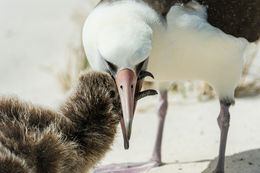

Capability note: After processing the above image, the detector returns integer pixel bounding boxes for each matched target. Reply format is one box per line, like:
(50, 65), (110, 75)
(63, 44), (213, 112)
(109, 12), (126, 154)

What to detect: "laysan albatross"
(82, 0), (260, 173)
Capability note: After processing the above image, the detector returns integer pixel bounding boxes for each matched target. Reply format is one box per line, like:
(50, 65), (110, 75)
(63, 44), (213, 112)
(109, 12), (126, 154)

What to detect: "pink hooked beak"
(116, 69), (140, 149)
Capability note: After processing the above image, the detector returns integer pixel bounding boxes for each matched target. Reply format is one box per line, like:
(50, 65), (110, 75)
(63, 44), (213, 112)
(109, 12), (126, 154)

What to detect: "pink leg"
(213, 100), (232, 173)
(151, 90), (168, 164)
(93, 90), (168, 173)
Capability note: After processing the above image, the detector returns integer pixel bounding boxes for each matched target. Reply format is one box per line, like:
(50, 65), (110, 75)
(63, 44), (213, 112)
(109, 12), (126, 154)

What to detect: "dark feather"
(142, 0), (260, 42)
(100, 0), (260, 41)
(196, 0), (260, 42)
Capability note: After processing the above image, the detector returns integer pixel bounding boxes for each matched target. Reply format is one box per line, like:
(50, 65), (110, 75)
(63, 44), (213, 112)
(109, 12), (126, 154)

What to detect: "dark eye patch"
(135, 60), (145, 75)
(105, 60), (118, 72)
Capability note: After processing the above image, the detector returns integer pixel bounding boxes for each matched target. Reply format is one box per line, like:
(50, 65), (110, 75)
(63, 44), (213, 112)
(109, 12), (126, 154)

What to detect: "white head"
(98, 22), (153, 73)
(97, 22), (154, 149)
(82, 1), (161, 148)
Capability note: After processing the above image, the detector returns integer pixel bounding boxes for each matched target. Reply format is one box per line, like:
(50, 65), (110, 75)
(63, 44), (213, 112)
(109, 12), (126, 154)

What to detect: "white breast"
(148, 3), (257, 99)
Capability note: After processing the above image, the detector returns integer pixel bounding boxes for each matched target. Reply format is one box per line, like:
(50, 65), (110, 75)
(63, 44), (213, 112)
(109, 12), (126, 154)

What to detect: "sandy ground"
(1, 1), (260, 173)
(98, 95), (260, 173)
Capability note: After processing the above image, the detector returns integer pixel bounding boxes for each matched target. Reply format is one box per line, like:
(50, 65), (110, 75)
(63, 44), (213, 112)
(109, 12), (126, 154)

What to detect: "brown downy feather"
(0, 71), (121, 173)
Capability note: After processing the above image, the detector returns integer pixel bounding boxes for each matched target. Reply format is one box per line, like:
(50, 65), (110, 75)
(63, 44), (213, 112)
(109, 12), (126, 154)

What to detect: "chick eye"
(109, 90), (115, 98)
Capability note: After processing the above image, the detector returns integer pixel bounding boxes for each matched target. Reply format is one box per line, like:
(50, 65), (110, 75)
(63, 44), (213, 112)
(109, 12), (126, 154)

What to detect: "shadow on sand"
(202, 149), (260, 173)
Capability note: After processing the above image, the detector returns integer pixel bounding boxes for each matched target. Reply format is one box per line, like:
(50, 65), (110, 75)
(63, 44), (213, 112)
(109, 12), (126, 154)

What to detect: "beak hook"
(116, 69), (157, 149)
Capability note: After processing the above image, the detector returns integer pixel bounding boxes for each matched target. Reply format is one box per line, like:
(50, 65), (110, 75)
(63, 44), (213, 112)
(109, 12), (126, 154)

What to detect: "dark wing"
(144, 0), (260, 42)
(99, 0), (183, 17)
(197, 0), (260, 42)
(99, 0), (260, 42)
(141, 0), (180, 17)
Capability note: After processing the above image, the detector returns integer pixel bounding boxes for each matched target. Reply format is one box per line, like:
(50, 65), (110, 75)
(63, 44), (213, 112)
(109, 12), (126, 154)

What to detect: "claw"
(138, 71), (154, 81)
(135, 89), (158, 101)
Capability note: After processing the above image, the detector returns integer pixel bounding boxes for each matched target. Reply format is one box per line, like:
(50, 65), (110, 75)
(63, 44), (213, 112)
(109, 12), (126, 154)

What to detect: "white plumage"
(82, 1), (259, 172)
(149, 2), (257, 100)
(82, 1), (162, 73)
(83, 1), (257, 100)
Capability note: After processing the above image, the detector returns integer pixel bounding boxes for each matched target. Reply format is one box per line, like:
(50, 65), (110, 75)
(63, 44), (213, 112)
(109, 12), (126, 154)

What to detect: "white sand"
(0, 1), (260, 173)
(97, 95), (260, 173)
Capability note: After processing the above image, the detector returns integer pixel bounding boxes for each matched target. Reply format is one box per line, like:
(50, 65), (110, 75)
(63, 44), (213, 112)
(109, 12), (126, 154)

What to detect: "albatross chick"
(0, 71), (157, 173)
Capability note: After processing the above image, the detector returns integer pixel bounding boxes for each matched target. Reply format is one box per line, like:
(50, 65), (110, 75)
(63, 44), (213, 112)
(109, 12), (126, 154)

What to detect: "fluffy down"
(0, 71), (121, 173)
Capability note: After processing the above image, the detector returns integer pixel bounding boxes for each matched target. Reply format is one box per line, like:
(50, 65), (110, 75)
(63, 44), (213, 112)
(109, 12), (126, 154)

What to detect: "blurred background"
(1, 0), (260, 173)
(0, 0), (96, 105)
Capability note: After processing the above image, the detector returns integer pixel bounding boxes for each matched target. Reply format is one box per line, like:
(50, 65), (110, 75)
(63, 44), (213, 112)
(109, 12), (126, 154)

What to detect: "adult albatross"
(82, 0), (260, 172)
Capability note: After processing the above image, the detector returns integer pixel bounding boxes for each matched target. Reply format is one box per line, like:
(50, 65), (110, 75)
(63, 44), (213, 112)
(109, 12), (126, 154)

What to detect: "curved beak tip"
(124, 140), (129, 150)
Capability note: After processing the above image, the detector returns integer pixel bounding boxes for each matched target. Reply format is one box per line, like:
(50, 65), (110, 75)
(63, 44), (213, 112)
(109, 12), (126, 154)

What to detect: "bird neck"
(58, 86), (120, 166)
(60, 88), (119, 133)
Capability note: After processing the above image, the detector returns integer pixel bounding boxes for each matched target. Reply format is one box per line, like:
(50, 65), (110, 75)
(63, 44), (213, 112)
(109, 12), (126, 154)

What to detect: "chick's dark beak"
(116, 69), (137, 149)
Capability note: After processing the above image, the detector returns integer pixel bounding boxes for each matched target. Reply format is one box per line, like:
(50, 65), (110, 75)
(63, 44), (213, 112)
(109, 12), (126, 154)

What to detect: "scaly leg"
(151, 90), (168, 164)
(213, 100), (232, 173)
(93, 90), (168, 173)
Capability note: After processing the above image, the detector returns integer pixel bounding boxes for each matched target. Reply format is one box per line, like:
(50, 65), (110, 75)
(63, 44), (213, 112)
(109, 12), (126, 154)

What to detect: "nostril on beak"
(120, 85), (123, 89)
(131, 85), (133, 89)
